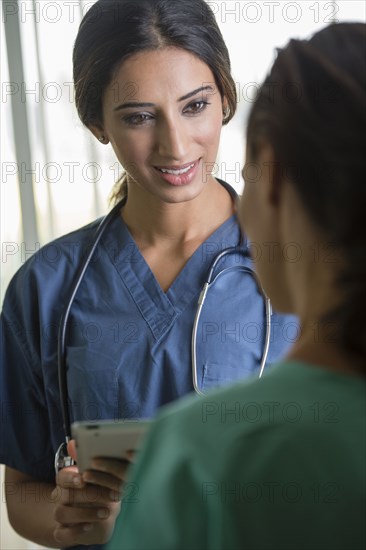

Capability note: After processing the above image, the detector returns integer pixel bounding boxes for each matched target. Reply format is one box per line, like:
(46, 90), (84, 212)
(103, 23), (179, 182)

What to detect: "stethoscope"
(55, 188), (272, 472)
(191, 247), (272, 395)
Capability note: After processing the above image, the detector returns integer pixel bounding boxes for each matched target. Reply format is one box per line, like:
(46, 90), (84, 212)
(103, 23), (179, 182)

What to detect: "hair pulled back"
(247, 23), (366, 365)
(73, 0), (237, 201)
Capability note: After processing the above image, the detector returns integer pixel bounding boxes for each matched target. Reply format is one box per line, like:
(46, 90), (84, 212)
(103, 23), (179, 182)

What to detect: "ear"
(222, 96), (230, 121)
(88, 124), (110, 145)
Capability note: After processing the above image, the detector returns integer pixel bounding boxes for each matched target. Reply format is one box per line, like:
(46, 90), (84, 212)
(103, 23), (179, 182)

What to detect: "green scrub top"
(108, 361), (366, 550)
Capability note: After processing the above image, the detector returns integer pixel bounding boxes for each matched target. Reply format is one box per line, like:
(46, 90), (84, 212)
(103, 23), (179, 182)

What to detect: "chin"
(153, 180), (205, 204)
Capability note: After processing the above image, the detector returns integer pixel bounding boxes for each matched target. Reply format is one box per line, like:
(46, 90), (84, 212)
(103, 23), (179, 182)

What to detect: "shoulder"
(116, 364), (366, 548)
(2, 219), (102, 324)
(147, 361), (366, 475)
(7, 219), (100, 284)
(27, 219), (101, 273)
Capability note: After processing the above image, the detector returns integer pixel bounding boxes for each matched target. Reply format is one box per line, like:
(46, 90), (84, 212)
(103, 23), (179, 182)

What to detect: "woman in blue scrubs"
(0, 0), (295, 547)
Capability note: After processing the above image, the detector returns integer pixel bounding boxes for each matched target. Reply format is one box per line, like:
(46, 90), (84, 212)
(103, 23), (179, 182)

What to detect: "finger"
(57, 466), (85, 489)
(53, 522), (115, 547)
(67, 439), (78, 462)
(89, 457), (130, 481)
(54, 502), (114, 525)
(59, 484), (118, 505)
(82, 469), (125, 493)
(51, 487), (60, 501)
(53, 503), (120, 546)
(54, 522), (95, 546)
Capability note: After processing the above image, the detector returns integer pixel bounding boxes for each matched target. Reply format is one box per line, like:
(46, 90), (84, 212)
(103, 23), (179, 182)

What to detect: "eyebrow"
(179, 85), (215, 101)
(113, 85), (215, 111)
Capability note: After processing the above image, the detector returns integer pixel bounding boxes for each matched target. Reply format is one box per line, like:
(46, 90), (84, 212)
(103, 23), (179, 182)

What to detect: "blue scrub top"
(0, 182), (297, 486)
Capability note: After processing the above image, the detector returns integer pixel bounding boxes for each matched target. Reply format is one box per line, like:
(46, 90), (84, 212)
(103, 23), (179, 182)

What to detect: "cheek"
(206, 113), (223, 145)
(241, 182), (271, 286)
(110, 131), (153, 171)
(242, 190), (288, 309)
(194, 105), (223, 150)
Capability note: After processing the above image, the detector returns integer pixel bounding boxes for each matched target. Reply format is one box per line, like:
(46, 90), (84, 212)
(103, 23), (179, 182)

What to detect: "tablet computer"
(71, 419), (152, 473)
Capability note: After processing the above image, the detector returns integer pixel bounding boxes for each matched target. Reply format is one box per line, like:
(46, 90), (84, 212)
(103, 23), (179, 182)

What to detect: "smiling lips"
(154, 159), (200, 186)
(155, 160), (197, 175)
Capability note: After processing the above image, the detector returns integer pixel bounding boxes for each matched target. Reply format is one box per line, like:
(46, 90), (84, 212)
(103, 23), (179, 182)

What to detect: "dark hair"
(73, 0), (237, 202)
(247, 23), (366, 366)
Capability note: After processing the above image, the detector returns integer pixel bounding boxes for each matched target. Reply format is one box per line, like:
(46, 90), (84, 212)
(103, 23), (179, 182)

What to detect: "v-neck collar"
(102, 184), (242, 341)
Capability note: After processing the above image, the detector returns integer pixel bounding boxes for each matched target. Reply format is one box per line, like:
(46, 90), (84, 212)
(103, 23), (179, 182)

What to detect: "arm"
(5, 466), (61, 547)
(5, 457), (126, 547)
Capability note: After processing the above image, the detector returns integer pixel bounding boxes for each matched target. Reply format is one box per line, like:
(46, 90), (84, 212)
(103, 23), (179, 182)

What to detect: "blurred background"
(1, 1), (365, 548)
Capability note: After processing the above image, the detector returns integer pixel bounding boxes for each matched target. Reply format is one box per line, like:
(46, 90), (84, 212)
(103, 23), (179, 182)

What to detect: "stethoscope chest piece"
(55, 440), (75, 473)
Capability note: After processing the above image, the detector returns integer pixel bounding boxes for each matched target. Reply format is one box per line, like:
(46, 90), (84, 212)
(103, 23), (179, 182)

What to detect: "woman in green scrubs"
(108, 22), (366, 550)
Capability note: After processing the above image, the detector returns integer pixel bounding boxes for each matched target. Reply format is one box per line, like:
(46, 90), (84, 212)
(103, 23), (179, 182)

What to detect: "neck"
(286, 310), (363, 377)
(283, 243), (360, 375)
(121, 177), (235, 246)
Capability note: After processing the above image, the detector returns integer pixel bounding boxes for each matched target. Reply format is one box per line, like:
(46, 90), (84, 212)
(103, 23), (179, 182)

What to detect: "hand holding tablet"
(71, 420), (152, 473)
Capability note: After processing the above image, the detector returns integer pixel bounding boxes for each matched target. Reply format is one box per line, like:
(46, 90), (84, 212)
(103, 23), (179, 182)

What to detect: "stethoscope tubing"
(57, 199), (126, 441)
(55, 193), (271, 471)
(191, 251), (272, 395)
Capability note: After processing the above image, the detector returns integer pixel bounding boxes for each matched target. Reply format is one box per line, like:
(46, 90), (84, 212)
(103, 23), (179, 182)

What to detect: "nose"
(155, 114), (189, 160)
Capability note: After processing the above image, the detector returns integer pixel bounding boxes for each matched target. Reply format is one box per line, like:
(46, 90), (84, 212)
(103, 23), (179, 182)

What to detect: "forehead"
(106, 47), (218, 103)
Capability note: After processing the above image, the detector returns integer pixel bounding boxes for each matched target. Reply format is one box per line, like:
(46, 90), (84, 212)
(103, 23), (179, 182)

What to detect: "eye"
(123, 113), (154, 126)
(184, 100), (210, 115)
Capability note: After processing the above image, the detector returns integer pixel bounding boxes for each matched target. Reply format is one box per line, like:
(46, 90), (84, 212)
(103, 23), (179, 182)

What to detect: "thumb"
(67, 439), (78, 461)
